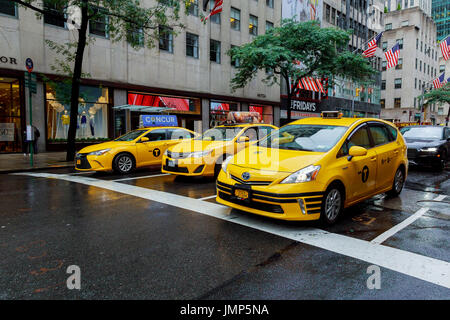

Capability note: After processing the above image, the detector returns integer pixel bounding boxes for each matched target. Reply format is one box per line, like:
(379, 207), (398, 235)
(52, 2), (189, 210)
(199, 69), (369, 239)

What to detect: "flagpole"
(352, 33), (379, 54)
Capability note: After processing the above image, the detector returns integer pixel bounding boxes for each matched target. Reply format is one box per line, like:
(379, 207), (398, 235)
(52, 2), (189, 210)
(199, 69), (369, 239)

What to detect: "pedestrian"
(22, 129), (29, 156)
(32, 125), (40, 154)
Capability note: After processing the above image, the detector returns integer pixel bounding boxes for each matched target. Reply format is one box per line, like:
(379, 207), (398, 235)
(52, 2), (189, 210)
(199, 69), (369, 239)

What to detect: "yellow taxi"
(75, 127), (197, 174)
(216, 112), (408, 225)
(161, 123), (278, 177)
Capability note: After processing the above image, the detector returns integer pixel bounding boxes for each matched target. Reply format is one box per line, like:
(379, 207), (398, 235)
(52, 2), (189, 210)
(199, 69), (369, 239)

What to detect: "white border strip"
(14, 172), (450, 289)
(198, 195), (217, 201)
(112, 173), (171, 182)
(371, 207), (429, 245)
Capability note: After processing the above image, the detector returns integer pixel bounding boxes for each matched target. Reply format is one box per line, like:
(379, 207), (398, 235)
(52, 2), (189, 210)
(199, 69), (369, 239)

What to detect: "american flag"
(433, 72), (447, 89)
(440, 36), (450, 61)
(385, 43), (400, 69)
(363, 32), (383, 58)
(293, 77), (325, 93)
(201, 0), (223, 22)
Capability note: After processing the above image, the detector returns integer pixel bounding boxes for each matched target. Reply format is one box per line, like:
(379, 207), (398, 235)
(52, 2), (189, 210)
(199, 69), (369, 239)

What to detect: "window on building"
(159, 26), (173, 53)
(385, 23), (392, 31)
(127, 27), (144, 48)
(380, 99), (385, 109)
(382, 61), (387, 71)
(89, 7), (109, 38)
(266, 0), (274, 9)
(210, 39), (221, 63)
(440, 65), (445, 72)
(186, 33), (199, 58)
(0, 0), (17, 17)
(415, 58), (417, 69)
(209, 0), (221, 24)
(397, 38), (403, 49)
(415, 78), (417, 89)
(230, 7), (241, 31)
(230, 45), (240, 67)
(394, 78), (402, 89)
(420, 60), (422, 71)
(249, 15), (258, 36)
(420, 40), (423, 52)
(416, 38), (419, 50)
(396, 58), (403, 70)
(43, 0), (65, 27)
(394, 98), (401, 108)
(381, 80), (386, 90)
(266, 21), (274, 32)
(188, 0), (199, 16)
(382, 41), (388, 51)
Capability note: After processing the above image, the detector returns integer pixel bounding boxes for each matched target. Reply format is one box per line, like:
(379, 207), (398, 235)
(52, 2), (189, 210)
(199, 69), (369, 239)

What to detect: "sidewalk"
(0, 152), (74, 174)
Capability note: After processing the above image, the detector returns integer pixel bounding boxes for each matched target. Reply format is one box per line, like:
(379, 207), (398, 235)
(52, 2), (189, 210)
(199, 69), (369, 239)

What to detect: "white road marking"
(112, 173), (171, 182)
(198, 195), (217, 201)
(14, 172), (450, 289)
(434, 195), (447, 202)
(371, 207), (430, 245)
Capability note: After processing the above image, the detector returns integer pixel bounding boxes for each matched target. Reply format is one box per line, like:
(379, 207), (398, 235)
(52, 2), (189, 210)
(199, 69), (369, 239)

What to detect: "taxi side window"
(167, 129), (193, 140)
(241, 127), (258, 141)
(257, 126), (274, 140)
(144, 129), (167, 141)
(386, 124), (398, 141)
(368, 125), (391, 146)
(337, 126), (371, 157)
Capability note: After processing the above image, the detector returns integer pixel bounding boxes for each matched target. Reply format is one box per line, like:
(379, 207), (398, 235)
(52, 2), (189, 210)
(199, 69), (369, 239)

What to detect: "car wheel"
(113, 153), (135, 174)
(387, 167), (405, 197)
(436, 150), (447, 171)
(320, 185), (344, 225)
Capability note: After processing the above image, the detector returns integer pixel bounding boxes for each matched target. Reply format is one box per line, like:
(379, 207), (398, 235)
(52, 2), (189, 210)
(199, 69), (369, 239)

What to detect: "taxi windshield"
(196, 127), (242, 141)
(259, 124), (348, 152)
(115, 130), (146, 141)
(400, 127), (443, 139)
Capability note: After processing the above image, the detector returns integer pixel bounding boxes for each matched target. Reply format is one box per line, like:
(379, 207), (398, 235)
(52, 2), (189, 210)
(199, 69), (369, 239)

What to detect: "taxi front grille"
(166, 151), (189, 159)
(230, 174), (272, 186)
(217, 191), (284, 214)
(75, 153), (91, 169)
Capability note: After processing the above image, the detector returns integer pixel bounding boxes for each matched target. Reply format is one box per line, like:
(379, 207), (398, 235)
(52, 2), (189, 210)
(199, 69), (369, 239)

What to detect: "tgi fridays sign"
(0, 123), (15, 141)
(280, 97), (324, 119)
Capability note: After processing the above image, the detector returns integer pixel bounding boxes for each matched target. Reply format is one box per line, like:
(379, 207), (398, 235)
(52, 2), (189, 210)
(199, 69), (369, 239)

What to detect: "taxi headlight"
(187, 150), (212, 158)
(280, 165), (321, 184)
(87, 148), (111, 156)
(221, 155), (234, 173)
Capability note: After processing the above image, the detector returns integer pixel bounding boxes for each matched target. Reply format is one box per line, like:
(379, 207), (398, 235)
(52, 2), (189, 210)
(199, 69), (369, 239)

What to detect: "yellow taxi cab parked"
(161, 123), (278, 177)
(75, 127), (197, 174)
(216, 112), (408, 225)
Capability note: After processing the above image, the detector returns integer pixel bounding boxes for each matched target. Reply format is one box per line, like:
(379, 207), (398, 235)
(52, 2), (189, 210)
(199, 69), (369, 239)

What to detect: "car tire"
(320, 185), (344, 226)
(113, 153), (136, 174)
(387, 167), (405, 197)
(435, 150), (447, 171)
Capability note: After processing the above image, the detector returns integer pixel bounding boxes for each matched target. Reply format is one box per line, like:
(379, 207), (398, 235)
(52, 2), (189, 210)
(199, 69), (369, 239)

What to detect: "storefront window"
(0, 77), (22, 153)
(249, 105), (273, 124)
(46, 84), (109, 143)
(210, 101), (239, 127)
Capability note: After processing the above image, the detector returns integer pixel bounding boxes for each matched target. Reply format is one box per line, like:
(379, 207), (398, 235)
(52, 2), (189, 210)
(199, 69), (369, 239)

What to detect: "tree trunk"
(285, 76), (292, 124)
(66, 1), (88, 161)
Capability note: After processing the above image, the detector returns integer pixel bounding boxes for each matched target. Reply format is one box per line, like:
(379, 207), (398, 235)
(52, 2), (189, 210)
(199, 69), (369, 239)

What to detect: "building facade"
(385, 0), (432, 16)
(432, 0), (449, 41)
(0, 0), (282, 154)
(380, 6), (440, 123)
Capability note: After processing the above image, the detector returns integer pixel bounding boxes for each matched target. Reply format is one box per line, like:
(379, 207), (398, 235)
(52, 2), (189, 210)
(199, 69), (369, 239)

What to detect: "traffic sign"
(25, 58), (34, 73)
(24, 72), (37, 94)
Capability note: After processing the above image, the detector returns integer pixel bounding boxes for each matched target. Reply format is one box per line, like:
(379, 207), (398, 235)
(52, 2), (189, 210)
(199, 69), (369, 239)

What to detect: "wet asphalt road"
(0, 165), (449, 300)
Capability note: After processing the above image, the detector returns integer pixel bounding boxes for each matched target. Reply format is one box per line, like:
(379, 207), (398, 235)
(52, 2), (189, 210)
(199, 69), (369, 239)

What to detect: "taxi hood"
(229, 146), (326, 173)
(169, 139), (232, 153)
(78, 141), (134, 154)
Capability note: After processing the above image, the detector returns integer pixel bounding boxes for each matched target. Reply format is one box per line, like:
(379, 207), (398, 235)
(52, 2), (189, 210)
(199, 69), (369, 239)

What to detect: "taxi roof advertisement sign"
(140, 115), (178, 127)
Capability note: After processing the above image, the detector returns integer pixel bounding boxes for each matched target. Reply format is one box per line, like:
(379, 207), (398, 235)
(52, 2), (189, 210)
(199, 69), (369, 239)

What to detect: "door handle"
(370, 157), (377, 162)
(394, 150), (399, 155)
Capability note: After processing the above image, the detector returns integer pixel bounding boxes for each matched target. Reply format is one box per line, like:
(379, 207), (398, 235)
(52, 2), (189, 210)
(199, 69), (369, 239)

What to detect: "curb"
(0, 163), (74, 174)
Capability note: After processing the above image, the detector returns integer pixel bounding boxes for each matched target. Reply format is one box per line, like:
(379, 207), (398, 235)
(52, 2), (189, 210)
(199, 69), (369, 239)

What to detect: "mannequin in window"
(89, 114), (95, 137)
(79, 110), (88, 137)
(61, 110), (70, 139)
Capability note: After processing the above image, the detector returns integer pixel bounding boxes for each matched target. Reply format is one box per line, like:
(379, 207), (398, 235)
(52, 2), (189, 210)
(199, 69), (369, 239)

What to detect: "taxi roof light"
(321, 111), (343, 119)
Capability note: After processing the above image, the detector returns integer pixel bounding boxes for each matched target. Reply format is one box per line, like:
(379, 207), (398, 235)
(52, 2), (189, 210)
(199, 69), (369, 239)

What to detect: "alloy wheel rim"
(394, 170), (404, 192)
(118, 156), (132, 172)
(325, 189), (341, 221)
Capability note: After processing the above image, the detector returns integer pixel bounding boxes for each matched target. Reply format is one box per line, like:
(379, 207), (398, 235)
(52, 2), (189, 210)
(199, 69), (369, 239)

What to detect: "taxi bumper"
(75, 153), (111, 172)
(215, 174), (326, 221)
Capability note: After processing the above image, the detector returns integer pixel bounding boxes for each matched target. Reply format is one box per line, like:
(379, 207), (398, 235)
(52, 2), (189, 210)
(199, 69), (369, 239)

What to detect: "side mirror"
(238, 136), (250, 143)
(347, 146), (368, 161)
(140, 137), (149, 143)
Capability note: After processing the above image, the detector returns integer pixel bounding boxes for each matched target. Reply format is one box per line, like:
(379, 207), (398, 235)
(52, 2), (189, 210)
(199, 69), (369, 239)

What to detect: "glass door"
(0, 77), (22, 153)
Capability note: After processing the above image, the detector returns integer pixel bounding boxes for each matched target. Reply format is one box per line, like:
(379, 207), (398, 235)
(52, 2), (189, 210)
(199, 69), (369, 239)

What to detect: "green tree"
(12, 0), (189, 161)
(421, 83), (450, 125)
(228, 19), (376, 122)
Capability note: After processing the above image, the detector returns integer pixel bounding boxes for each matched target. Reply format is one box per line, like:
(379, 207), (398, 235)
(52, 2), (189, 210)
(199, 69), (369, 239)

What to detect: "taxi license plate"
(76, 160), (81, 165)
(234, 189), (249, 200)
(167, 160), (176, 167)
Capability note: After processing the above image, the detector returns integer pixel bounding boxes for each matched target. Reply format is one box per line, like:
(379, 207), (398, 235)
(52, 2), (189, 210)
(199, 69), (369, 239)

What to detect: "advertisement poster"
(282, 0), (323, 23)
